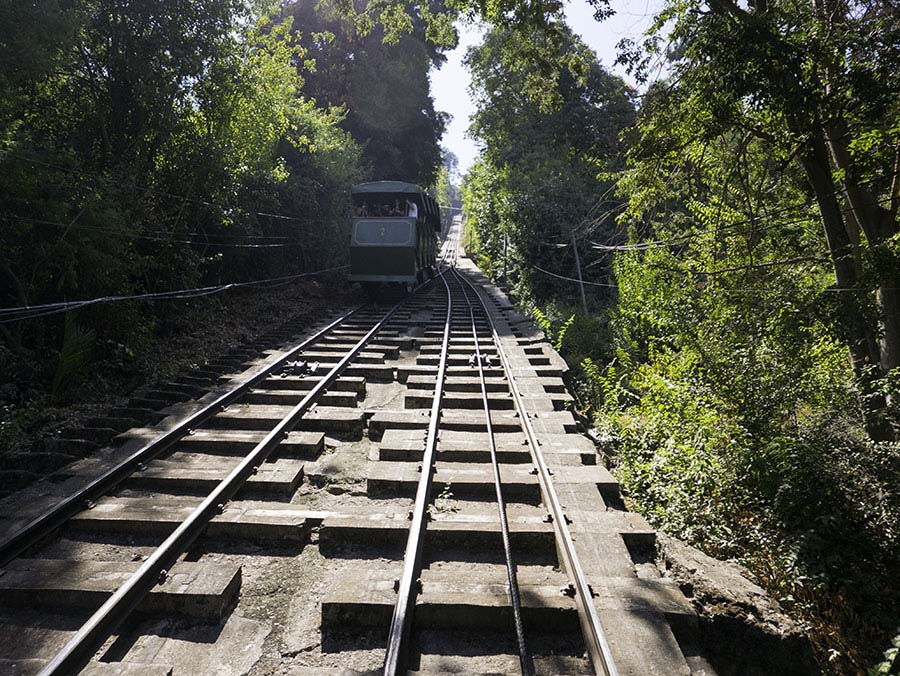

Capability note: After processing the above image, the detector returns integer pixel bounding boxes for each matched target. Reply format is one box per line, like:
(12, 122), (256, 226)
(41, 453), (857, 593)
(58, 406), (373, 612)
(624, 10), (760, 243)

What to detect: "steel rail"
(456, 267), (620, 676)
(382, 268), (454, 675)
(437, 220), (458, 270)
(0, 306), (363, 566)
(455, 269), (534, 676)
(38, 298), (407, 676)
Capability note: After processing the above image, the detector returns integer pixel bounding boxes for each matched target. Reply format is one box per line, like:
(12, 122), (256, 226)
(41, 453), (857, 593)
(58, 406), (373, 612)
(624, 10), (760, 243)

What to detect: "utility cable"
(587, 189), (900, 253)
(1, 150), (343, 226)
(0, 264), (349, 324)
(1, 214), (336, 249)
(528, 262), (895, 295)
(531, 264), (617, 287)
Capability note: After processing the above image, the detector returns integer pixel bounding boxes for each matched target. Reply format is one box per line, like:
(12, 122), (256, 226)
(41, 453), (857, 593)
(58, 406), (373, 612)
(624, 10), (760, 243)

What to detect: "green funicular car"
(349, 181), (441, 292)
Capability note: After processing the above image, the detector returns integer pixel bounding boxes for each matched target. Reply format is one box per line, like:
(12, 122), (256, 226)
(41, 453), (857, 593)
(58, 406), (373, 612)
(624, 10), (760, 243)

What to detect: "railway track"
(0, 225), (704, 675)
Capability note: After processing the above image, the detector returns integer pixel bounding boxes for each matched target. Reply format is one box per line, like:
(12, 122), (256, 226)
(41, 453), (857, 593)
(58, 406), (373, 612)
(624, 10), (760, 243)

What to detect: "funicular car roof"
(351, 181), (422, 194)
(351, 181), (440, 230)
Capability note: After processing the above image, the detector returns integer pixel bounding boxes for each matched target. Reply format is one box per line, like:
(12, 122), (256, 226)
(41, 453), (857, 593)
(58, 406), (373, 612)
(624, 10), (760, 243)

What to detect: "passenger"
(406, 200), (418, 219)
(379, 203), (390, 217)
(391, 200), (403, 216)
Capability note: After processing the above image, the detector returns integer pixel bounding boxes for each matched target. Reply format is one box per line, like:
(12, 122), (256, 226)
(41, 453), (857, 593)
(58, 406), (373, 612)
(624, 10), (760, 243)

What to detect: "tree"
(434, 148), (462, 228)
(284, 0), (452, 185)
(463, 24), (635, 304)
(618, 0), (900, 431)
(0, 0), (363, 402)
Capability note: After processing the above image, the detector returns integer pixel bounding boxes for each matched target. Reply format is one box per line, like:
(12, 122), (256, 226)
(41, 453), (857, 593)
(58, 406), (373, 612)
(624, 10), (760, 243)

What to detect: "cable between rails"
(383, 264), (454, 675)
(455, 268), (534, 675)
(455, 265), (620, 676)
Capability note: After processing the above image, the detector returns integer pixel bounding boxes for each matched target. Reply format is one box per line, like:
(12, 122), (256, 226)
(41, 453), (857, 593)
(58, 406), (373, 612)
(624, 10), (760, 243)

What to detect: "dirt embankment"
(657, 533), (821, 676)
(0, 276), (357, 496)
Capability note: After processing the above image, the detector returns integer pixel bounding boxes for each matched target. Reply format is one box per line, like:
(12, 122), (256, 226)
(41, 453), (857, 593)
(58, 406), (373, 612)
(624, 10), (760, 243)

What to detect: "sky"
(430, 0), (665, 174)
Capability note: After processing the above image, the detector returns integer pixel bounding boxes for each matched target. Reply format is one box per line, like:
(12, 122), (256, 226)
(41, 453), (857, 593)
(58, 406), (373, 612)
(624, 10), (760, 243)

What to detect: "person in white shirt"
(406, 200), (418, 219)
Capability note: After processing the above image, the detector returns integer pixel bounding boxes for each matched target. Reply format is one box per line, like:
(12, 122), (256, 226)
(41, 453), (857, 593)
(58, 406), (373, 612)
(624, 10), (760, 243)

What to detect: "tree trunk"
(877, 286), (900, 373)
(798, 129), (894, 437)
(798, 133), (876, 377)
(825, 117), (900, 374)
(811, 0), (900, 377)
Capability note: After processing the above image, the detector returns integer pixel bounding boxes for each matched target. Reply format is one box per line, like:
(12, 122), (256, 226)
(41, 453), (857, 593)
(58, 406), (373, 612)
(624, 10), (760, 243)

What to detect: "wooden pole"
(572, 232), (587, 313)
(502, 231), (508, 287)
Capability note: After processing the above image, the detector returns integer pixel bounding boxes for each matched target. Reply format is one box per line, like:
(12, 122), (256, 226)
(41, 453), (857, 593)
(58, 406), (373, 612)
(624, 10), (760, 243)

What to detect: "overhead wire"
(0, 264), (349, 324)
(536, 163), (900, 252)
(0, 150), (342, 227)
(4, 209), (304, 241)
(528, 261), (896, 296)
(1, 213), (337, 249)
(589, 216), (793, 252)
(588, 190), (900, 253)
(581, 200), (818, 252)
(530, 264), (617, 287)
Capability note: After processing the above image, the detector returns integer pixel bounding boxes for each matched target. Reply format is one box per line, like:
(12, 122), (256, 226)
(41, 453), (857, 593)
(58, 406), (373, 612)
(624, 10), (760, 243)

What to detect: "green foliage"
(531, 307), (551, 334)
(552, 314), (574, 352)
(617, 0), (900, 415)
(434, 149), (462, 228)
(314, 0), (614, 109)
(0, 0), (364, 405)
(452, 0), (899, 671)
(462, 25), (634, 307)
(457, 8), (898, 667)
(869, 633), (900, 676)
(430, 481), (457, 514)
(589, 281), (900, 668)
(2, 1), (897, 671)
(528, 301), (611, 413)
(603, 13), (900, 666)
(285, 0), (451, 186)
(591, 128), (895, 673)
(50, 316), (96, 405)
(601, 350), (747, 543)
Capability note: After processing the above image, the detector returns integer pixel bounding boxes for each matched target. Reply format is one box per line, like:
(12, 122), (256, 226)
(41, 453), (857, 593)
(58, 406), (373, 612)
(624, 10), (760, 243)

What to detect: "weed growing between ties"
(430, 482), (457, 515)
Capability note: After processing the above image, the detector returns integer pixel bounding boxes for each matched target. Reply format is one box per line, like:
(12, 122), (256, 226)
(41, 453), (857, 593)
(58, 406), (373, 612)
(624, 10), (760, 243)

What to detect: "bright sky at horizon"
(430, 0), (665, 175)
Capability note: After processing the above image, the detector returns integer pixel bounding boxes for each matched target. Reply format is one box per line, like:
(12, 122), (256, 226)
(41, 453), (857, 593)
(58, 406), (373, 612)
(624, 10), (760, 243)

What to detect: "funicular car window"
(354, 220), (412, 245)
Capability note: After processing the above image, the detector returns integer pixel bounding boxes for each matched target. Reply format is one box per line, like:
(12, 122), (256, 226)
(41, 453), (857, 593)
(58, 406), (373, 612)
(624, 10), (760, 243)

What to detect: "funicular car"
(348, 181), (440, 290)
